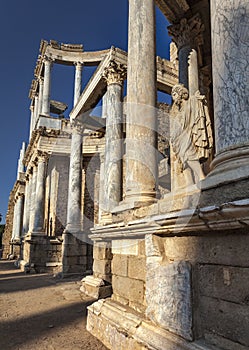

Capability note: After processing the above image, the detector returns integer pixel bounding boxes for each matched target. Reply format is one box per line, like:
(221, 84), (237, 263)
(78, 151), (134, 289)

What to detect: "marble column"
(102, 92), (108, 119)
(17, 142), (25, 180)
(29, 104), (35, 140)
(22, 172), (31, 235)
(65, 122), (83, 233)
(74, 62), (83, 107)
(12, 194), (24, 242)
(33, 95), (39, 129)
(125, 0), (157, 204)
(42, 57), (53, 115)
(37, 77), (44, 117)
(168, 15), (204, 89)
(33, 152), (48, 232)
(102, 60), (126, 211)
(98, 152), (105, 222)
(28, 164), (37, 232)
(210, 0), (249, 167)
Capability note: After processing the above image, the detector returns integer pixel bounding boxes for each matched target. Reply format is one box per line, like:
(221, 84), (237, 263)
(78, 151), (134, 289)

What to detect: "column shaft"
(33, 155), (47, 231)
(28, 166), (37, 232)
(66, 124), (83, 232)
(125, 0), (157, 203)
(42, 58), (52, 115)
(211, 0), (249, 154)
(12, 195), (24, 241)
(22, 176), (30, 235)
(37, 78), (44, 117)
(74, 63), (83, 107)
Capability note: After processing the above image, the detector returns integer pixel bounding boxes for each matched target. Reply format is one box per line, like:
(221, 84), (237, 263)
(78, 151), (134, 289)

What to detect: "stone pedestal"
(80, 241), (113, 298)
(125, 0), (157, 205)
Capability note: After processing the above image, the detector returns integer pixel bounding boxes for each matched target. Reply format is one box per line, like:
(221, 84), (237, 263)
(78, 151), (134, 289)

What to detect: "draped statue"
(170, 83), (213, 186)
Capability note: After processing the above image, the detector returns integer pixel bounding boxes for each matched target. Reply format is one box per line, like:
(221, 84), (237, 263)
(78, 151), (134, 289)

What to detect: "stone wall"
(145, 231), (249, 348)
(111, 239), (146, 314)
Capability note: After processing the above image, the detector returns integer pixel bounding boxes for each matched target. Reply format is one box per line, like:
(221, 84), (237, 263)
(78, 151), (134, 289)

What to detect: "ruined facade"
(4, 0), (249, 349)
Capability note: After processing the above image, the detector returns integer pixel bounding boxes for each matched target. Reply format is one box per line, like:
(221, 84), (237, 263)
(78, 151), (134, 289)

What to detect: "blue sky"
(0, 0), (171, 223)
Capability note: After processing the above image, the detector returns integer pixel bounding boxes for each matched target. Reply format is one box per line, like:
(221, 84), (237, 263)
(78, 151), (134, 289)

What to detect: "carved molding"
(103, 60), (127, 86)
(168, 14), (205, 50)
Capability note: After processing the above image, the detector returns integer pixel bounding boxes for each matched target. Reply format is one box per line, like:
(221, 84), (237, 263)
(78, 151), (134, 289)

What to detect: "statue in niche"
(170, 83), (213, 186)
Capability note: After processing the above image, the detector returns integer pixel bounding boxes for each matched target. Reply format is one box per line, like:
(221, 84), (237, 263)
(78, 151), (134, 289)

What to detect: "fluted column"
(210, 0), (249, 170)
(74, 62), (83, 107)
(42, 57), (53, 115)
(33, 152), (48, 232)
(102, 60), (126, 211)
(125, 0), (157, 204)
(12, 194), (24, 242)
(65, 121), (83, 233)
(168, 15), (204, 89)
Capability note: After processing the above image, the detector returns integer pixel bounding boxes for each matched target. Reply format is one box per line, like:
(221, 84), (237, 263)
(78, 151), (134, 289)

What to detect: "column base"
(80, 275), (112, 299)
(201, 144), (249, 190)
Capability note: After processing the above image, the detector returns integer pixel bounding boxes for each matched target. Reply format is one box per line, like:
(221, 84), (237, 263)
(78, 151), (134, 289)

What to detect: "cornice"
(90, 199), (249, 241)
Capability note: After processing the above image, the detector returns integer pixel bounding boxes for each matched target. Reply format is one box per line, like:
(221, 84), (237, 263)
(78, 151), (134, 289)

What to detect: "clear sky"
(0, 0), (171, 223)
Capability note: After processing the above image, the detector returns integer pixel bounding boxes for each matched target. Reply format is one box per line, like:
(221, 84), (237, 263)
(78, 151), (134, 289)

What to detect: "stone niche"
(145, 234), (193, 341)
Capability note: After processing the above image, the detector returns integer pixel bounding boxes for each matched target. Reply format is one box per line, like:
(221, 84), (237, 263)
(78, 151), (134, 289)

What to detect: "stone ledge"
(87, 299), (221, 350)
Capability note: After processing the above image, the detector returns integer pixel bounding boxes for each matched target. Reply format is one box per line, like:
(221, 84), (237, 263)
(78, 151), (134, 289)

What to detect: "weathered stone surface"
(112, 254), (128, 277)
(93, 259), (111, 275)
(112, 275), (144, 305)
(199, 264), (249, 304)
(200, 296), (249, 347)
(128, 256), (146, 281)
(93, 243), (112, 260)
(146, 261), (193, 341)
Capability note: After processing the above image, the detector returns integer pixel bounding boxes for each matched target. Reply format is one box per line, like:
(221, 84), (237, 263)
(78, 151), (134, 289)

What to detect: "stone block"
(146, 261), (193, 341)
(112, 239), (140, 255)
(93, 243), (112, 260)
(93, 259), (111, 275)
(199, 264), (249, 304)
(112, 254), (128, 277)
(128, 256), (146, 281)
(81, 276), (112, 299)
(200, 296), (249, 347)
(112, 275), (144, 304)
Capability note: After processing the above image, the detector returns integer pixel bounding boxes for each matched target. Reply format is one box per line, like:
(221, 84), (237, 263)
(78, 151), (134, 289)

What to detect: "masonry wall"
(145, 231), (249, 349)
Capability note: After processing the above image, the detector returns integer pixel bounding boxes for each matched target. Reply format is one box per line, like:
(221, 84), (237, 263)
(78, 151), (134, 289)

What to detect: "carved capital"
(37, 150), (49, 163)
(70, 120), (84, 134)
(103, 60), (127, 86)
(74, 61), (83, 70)
(43, 55), (54, 66)
(168, 14), (204, 50)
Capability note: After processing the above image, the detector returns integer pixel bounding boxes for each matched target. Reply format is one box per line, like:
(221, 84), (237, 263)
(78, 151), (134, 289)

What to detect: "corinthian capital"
(70, 120), (84, 134)
(168, 14), (204, 49)
(103, 60), (127, 86)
